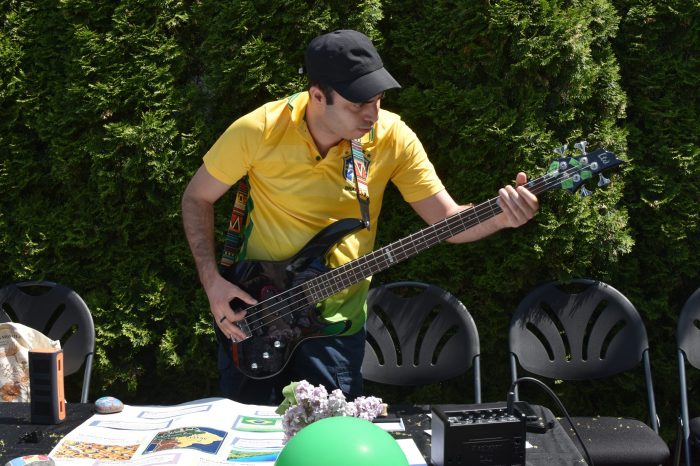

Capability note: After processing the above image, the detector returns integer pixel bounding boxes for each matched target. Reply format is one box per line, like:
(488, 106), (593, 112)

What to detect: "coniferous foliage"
(376, 0), (633, 407)
(1, 0), (208, 401)
(611, 0), (700, 439)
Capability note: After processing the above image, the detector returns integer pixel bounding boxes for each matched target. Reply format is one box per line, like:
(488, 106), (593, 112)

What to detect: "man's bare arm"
(182, 166), (222, 289)
(410, 172), (539, 243)
(181, 165), (255, 341)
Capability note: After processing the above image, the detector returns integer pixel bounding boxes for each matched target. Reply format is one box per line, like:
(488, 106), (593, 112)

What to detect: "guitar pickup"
(236, 320), (252, 339)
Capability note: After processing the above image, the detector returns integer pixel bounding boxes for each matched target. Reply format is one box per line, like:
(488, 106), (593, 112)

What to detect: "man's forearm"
(182, 195), (220, 290)
(446, 210), (506, 244)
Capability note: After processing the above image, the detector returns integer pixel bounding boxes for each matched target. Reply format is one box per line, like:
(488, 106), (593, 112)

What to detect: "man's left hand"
(497, 172), (539, 228)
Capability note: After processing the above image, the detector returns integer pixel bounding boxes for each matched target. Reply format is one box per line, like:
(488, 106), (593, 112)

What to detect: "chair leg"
(674, 416), (682, 466)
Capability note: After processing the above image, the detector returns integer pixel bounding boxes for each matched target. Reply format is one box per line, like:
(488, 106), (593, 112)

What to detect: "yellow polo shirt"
(203, 92), (444, 333)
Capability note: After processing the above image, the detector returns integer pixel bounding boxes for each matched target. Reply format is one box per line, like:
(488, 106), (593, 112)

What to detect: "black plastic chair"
(508, 278), (670, 466)
(0, 281), (95, 403)
(362, 281), (481, 402)
(676, 287), (700, 466)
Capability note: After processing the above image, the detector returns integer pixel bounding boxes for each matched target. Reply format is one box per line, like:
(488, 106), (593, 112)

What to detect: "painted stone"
(94, 396), (124, 414)
(5, 455), (54, 466)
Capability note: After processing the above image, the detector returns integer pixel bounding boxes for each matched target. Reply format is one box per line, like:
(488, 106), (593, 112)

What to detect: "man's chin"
(354, 128), (371, 138)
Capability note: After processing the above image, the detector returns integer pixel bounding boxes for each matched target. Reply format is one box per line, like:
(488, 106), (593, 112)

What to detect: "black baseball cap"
(305, 30), (400, 103)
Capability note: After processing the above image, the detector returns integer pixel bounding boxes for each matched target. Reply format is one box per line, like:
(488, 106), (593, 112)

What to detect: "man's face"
(317, 88), (383, 141)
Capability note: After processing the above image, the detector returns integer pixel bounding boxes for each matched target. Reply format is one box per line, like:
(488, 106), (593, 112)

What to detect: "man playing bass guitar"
(181, 30), (539, 405)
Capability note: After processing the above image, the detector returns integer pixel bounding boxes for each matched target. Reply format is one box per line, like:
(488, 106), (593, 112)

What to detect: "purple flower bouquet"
(275, 380), (384, 443)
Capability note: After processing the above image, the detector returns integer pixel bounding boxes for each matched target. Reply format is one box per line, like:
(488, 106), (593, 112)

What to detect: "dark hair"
(308, 81), (335, 105)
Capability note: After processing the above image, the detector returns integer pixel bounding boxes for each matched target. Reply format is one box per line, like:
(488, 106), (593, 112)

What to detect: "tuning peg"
(574, 140), (588, 155)
(579, 185), (592, 197)
(554, 144), (568, 156)
(598, 173), (611, 187)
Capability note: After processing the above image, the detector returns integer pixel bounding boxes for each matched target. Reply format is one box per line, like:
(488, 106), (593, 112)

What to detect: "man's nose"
(363, 101), (379, 123)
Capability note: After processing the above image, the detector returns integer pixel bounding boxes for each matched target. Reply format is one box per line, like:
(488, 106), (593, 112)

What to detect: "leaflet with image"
(49, 398), (285, 466)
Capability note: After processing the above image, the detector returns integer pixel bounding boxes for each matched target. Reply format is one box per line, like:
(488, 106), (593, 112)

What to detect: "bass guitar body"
(219, 218), (364, 379)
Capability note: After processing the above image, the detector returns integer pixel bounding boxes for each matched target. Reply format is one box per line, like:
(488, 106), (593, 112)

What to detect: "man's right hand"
(206, 274), (257, 342)
(182, 164), (257, 343)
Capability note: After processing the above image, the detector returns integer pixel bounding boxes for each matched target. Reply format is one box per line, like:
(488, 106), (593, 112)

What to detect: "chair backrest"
(362, 281), (481, 400)
(0, 281), (95, 403)
(676, 287), (700, 466)
(677, 287), (700, 370)
(509, 279), (648, 380)
(508, 278), (659, 430)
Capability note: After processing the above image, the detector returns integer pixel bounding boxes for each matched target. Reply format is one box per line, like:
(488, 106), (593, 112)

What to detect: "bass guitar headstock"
(527, 141), (625, 197)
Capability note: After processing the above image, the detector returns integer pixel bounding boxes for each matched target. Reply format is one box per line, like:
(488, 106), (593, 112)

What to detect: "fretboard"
(300, 171), (557, 304)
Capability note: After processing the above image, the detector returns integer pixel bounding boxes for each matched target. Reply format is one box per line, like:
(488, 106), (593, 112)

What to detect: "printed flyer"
(49, 398), (285, 466)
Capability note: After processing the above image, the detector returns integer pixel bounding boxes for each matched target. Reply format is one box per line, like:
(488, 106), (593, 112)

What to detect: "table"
(0, 403), (95, 464)
(1, 402), (585, 465)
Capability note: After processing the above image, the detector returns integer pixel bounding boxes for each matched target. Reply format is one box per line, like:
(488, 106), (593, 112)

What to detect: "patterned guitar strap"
(220, 177), (249, 269)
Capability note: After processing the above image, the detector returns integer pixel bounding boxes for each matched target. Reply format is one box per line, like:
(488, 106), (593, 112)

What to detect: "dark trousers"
(217, 328), (366, 405)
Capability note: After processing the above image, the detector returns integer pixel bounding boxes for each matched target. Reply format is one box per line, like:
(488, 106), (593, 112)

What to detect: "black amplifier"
(431, 402), (526, 466)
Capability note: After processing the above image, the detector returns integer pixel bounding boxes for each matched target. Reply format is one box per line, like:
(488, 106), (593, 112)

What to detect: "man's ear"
(308, 85), (326, 104)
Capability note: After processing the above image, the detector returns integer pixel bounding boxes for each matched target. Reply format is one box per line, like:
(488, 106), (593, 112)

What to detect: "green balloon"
(275, 416), (409, 466)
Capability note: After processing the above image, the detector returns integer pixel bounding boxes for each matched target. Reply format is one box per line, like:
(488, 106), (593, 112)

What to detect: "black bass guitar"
(220, 145), (623, 379)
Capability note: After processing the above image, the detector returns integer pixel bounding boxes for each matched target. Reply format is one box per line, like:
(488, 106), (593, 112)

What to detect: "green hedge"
(1, 0), (697, 443)
(610, 0), (700, 439)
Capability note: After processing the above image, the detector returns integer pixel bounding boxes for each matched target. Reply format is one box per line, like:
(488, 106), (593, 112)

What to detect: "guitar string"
(236, 158), (604, 335)
(238, 159), (598, 334)
(238, 160), (591, 334)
